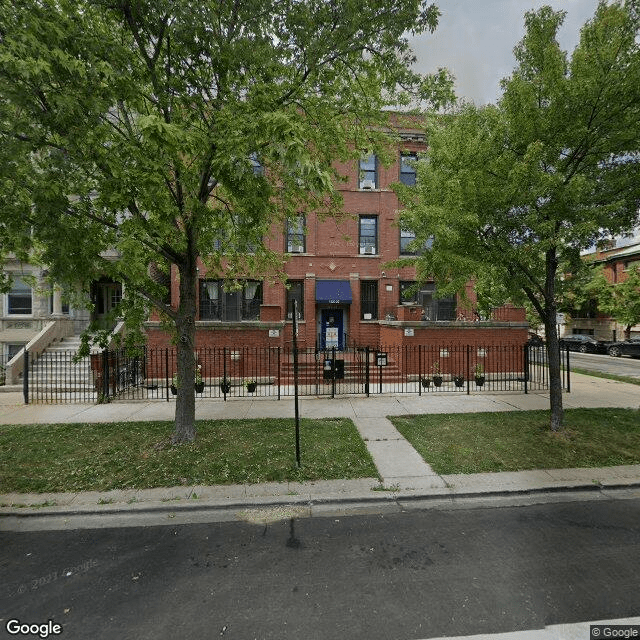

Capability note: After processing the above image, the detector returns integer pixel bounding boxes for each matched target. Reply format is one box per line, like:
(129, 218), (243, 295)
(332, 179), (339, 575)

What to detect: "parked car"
(558, 334), (607, 354)
(606, 337), (640, 358)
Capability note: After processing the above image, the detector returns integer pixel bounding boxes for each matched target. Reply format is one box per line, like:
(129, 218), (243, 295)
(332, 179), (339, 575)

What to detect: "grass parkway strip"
(0, 418), (378, 493)
(390, 408), (640, 475)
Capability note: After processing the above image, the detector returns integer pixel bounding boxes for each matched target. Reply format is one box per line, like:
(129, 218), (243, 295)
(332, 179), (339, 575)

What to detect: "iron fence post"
(566, 346), (570, 393)
(524, 344), (529, 394)
(331, 346), (336, 399)
(23, 349), (29, 404)
(102, 349), (110, 401)
(365, 346), (370, 397)
(418, 344), (422, 396)
(165, 348), (170, 401)
(467, 344), (471, 395)
(223, 347), (228, 400)
(277, 347), (281, 400)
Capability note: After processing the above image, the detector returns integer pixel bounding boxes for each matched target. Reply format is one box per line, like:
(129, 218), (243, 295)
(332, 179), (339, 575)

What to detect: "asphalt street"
(2, 497), (640, 640)
(569, 351), (640, 379)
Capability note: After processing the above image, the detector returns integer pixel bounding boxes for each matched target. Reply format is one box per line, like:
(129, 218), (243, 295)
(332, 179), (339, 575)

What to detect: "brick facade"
(151, 119), (528, 350)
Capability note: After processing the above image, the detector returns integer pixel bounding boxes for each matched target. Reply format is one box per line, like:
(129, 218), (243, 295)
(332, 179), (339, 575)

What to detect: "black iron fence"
(21, 342), (569, 404)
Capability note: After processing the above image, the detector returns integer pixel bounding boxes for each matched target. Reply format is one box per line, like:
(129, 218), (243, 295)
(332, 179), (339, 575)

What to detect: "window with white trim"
(399, 153), (417, 186)
(286, 216), (306, 253)
(359, 216), (378, 254)
(359, 154), (377, 189)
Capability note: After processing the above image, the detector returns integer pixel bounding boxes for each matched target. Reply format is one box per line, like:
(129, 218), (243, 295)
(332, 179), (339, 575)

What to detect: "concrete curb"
(2, 480), (639, 521)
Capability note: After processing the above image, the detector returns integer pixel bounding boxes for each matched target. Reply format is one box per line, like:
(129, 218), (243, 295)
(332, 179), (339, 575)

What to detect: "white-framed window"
(400, 153), (417, 186)
(6, 277), (32, 316)
(359, 154), (377, 189)
(286, 215), (306, 253)
(359, 216), (378, 254)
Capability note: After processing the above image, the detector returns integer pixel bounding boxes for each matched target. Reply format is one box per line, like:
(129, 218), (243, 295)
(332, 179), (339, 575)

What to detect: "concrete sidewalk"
(1, 372), (639, 527)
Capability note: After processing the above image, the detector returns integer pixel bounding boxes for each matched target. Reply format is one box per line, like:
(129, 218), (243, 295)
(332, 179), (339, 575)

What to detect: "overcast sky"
(410, 0), (600, 106)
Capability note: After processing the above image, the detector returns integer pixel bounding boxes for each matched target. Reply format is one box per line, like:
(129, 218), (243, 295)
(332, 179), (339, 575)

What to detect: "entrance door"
(320, 309), (344, 350)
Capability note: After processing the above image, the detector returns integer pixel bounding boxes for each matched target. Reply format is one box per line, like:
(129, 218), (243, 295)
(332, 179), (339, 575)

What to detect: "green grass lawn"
(390, 408), (640, 475)
(0, 418), (378, 493)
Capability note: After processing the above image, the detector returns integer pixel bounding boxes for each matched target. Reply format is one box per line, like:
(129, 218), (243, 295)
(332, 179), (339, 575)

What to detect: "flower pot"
(475, 376), (485, 387)
(246, 382), (257, 393)
(421, 378), (431, 388)
(454, 377), (465, 388)
(220, 382), (231, 394)
(195, 381), (205, 393)
(432, 375), (443, 387)
(170, 385), (177, 395)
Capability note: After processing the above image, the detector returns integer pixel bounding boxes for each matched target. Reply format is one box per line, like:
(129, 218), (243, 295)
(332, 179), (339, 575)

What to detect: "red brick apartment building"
(145, 118), (528, 353)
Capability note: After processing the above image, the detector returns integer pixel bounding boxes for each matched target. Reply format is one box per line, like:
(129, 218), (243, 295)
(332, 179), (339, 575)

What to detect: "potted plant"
(432, 362), (443, 387)
(453, 373), (465, 388)
(474, 363), (485, 387)
(245, 378), (257, 393)
(170, 373), (178, 395)
(220, 377), (232, 394)
(420, 377), (431, 388)
(195, 365), (204, 393)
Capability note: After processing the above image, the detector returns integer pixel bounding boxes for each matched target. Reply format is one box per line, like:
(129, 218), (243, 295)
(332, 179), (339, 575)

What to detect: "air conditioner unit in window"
(289, 244), (304, 253)
(360, 179), (375, 190)
(365, 246), (376, 254)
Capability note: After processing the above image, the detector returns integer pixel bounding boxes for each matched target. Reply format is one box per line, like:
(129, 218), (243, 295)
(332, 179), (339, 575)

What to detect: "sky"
(409, 0), (640, 247)
(409, 0), (600, 106)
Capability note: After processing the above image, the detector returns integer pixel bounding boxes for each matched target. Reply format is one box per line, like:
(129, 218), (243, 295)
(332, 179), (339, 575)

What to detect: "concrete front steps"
(27, 336), (97, 393)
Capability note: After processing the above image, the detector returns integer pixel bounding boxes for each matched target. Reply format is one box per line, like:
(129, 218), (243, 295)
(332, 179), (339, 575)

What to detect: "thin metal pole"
(23, 349), (29, 404)
(365, 346), (370, 397)
(223, 347), (228, 400)
(293, 299), (301, 467)
(331, 346), (336, 399)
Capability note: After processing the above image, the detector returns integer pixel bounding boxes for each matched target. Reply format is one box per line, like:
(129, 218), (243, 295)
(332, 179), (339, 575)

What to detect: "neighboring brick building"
(145, 117), (528, 352)
(564, 240), (640, 341)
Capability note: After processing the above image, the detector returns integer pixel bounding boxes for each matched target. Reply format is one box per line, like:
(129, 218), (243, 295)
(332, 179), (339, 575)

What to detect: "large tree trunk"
(544, 248), (564, 433)
(172, 260), (197, 444)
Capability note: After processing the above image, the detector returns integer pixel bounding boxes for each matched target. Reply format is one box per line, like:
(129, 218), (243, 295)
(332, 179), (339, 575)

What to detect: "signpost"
(292, 300), (301, 467)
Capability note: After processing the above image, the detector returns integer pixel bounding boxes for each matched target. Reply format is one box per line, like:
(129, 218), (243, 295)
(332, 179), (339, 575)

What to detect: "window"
(6, 277), (32, 315)
(400, 153), (417, 186)
(7, 344), (25, 361)
(286, 281), (304, 320)
(250, 152), (264, 176)
(400, 229), (417, 255)
(286, 216), (306, 253)
(199, 280), (262, 321)
(400, 281), (456, 320)
(400, 230), (433, 255)
(359, 216), (378, 254)
(359, 154), (377, 189)
(213, 214), (259, 253)
(360, 280), (378, 320)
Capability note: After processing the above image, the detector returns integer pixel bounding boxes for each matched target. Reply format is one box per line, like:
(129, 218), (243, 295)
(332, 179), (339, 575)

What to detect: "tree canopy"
(397, 1), (640, 431)
(0, 0), (451, 441)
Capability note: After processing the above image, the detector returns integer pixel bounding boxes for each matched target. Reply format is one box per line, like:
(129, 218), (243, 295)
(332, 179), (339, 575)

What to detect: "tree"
(397, 1), (640, 431)
(587, 265), (640, 339)
(0, 0), (449, 442)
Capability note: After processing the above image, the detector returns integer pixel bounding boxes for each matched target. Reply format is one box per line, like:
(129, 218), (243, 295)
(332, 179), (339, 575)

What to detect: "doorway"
(320, 308), (345, 350)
